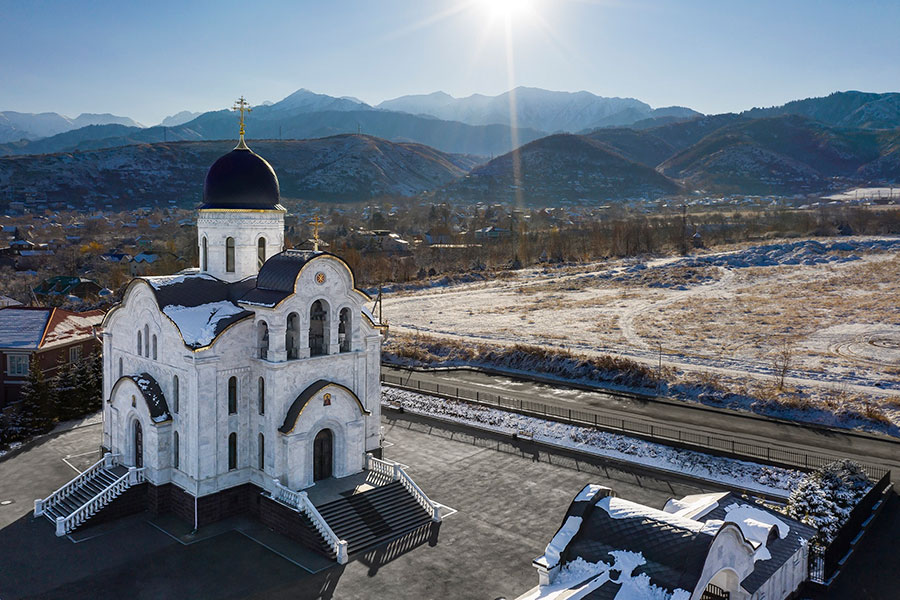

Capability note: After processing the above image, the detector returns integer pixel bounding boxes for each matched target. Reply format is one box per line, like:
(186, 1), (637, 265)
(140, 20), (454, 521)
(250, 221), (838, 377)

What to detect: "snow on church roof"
(137, 270), (255, 349)
(162, 301), (248, 348)
(126, 373), (171, 423)
(528, 486), (816, 600)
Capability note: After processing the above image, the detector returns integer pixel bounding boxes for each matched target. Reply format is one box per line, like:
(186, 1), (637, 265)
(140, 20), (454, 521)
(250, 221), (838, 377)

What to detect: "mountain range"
(376, 87), (701, 132)
(1, 89), (899, 206)
(0, 111), (144, 143)
(3, 89), (900, 160)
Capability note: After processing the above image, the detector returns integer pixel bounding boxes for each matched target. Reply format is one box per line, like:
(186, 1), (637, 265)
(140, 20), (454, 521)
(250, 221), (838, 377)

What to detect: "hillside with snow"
(0, 135), (479, 208)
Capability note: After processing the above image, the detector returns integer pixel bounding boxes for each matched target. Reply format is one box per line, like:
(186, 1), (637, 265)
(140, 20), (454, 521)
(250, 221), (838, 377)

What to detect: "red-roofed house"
(0, 307), (104, 410)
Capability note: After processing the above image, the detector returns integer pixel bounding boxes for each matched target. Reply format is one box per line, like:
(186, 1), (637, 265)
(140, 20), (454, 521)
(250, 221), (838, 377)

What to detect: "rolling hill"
(743, 91), (900, 130)
(658, 115), (900, 194)
(437, 133), (681, 204)
(0, 135), (481, 208)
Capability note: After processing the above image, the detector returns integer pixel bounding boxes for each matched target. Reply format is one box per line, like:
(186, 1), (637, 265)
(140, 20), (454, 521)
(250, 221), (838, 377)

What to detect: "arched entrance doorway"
(313, 429), (333, 481)
(134, 420), (143, 468)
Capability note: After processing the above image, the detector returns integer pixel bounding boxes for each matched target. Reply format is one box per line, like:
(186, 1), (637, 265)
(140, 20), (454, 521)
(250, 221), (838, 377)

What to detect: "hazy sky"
(2, 0), (898, 125)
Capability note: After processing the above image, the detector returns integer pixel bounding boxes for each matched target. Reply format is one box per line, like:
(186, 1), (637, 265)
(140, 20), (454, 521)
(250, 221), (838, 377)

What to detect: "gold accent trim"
(281, 381), (370, 435)
(198, 207), (286, 213)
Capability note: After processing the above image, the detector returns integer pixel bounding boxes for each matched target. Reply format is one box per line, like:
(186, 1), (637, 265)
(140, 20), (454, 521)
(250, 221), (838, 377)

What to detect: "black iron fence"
(380, 372), (890, 482)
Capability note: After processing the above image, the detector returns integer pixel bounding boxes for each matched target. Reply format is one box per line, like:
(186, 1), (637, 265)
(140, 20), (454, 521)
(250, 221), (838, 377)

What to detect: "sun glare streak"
(376, 0), (479, 43)
(503, 14), (525, 209)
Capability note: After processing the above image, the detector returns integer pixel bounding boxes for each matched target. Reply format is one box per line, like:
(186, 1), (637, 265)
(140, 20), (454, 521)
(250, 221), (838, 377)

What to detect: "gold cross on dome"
(232, 96), (252, 144)
(310, 216), (323, 252)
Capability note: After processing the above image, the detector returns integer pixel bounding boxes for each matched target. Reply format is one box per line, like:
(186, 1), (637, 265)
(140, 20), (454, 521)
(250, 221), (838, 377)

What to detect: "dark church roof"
(124, 373), (171, 422)
(240, 250), (354, 307)
(200, 147), (283, 210)
(140, 272), (255, 349)
(565, 496), (715, 594)
(279, 380), (369, 434)
(695, 493), (817, 594)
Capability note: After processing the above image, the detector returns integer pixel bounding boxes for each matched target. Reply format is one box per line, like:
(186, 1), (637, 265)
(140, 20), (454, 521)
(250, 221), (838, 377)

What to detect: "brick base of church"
(146, 482), (265, 528)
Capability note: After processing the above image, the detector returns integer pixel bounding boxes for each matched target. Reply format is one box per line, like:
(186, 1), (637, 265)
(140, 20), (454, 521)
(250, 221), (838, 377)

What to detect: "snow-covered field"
(382, 237), (900, 430)
(384, 387), (803, 497)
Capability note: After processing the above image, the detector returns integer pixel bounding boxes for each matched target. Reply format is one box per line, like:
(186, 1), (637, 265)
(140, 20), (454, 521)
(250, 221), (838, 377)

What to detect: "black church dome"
(200, 147), (282, 210)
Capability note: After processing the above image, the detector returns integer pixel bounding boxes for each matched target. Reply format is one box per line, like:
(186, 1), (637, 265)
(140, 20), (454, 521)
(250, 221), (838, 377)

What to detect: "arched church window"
(144, 325), (149, 356)
(309, 300), (328, 357)
(152, 335), (157, 360)
(201, 236), (208, 271)
(173, 431), (180, 469)
(228, 432), (237, 470)
(173, 375), (179, 413)
(258, 433), (265, 470)
(257, 237), (266, 270)
(258, 377), (265, 415)
(285, 312), (300, 360)
(228, 376), (237, 414)
(118, 357), (123, 378)
(137, 331), (142, 356)
(225, 237), (235, 273)
(339, 308), (351, 352)
(258, 321), (269, 360)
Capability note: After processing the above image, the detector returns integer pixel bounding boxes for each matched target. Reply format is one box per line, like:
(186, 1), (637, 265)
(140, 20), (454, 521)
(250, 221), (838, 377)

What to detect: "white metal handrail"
(366, 454), (395, 480)
(366, 454), (441, 523)
(54, 466), (144, 536)
(35, 452), (121, 517)
(272, 479), (348, 564)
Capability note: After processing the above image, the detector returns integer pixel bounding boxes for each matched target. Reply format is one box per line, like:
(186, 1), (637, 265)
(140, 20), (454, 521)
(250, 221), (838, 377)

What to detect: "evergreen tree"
(53, 359), (80, 421)
(15, 357), (57, 436)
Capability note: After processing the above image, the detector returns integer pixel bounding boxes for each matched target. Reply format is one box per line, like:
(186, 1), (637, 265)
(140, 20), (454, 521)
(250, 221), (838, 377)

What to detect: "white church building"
(34, 120), (439, 562)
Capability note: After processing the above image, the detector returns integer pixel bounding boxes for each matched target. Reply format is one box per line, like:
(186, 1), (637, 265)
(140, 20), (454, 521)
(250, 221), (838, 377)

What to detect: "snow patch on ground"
(384, 387), (803, 496)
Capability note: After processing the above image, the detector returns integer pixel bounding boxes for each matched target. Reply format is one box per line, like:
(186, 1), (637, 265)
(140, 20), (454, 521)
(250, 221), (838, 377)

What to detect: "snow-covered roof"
(137, 271), (254, 350)
(0, 308), (50, 349)
(163, 301), (247, 348)
(694, 494), (815, 594)
(125, 373), (171, 423)
(529, 487), (816, 600)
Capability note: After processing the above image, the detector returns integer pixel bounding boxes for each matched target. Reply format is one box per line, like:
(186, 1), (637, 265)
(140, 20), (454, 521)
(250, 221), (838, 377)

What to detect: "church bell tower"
(197, 96), (285, 282)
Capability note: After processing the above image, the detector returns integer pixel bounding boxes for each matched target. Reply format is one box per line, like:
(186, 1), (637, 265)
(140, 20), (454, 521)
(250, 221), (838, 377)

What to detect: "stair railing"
(54, 466), (144, 536)
(366, 454), (441, 523)
(271, 479), (349, 564)
(35, 452), (121, 517)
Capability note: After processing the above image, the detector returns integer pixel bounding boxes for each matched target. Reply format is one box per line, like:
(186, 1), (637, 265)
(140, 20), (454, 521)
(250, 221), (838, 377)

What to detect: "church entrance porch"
(313, 429), (333, 481)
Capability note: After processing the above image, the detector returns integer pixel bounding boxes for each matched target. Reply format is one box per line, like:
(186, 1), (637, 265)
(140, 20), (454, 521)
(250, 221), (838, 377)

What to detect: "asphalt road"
(382, 365), (900, 483)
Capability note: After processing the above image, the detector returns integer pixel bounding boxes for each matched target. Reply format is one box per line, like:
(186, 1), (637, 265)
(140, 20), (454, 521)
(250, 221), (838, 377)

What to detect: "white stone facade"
(197, 209), (285, 282)
(102, 239), (382, 498)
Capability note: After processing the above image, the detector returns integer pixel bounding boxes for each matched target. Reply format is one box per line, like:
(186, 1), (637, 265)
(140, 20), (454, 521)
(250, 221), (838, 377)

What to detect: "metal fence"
(380, 372), (890, 481)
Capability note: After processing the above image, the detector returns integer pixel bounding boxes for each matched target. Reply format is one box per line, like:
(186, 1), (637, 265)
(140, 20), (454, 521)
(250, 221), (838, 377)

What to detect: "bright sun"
(480, 0), (534, 19)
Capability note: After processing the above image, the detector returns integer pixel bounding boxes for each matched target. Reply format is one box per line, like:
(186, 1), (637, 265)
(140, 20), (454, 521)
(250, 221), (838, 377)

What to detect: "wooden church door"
(313, 429), (333, 481)
(134, 420), (143, 468)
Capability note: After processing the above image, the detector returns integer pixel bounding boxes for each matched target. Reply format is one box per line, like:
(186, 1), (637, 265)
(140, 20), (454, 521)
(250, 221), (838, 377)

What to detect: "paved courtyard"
(0, 412), (715, 600)
(1, 412), (893, 599)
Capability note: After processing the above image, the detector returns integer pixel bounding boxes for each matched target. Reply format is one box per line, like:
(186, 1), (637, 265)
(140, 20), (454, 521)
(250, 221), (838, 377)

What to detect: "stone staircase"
(34, 453), (145, 536)
(315, 480), (432, 555)
(269, 455), (440, 564)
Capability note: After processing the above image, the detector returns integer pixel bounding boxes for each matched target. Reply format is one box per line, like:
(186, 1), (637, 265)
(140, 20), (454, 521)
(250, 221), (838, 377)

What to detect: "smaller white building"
(521, 486), (816, 600)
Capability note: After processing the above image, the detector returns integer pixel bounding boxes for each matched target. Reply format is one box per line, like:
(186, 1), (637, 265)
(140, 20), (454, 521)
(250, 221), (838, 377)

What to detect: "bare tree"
(772, 338), (794, 391)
